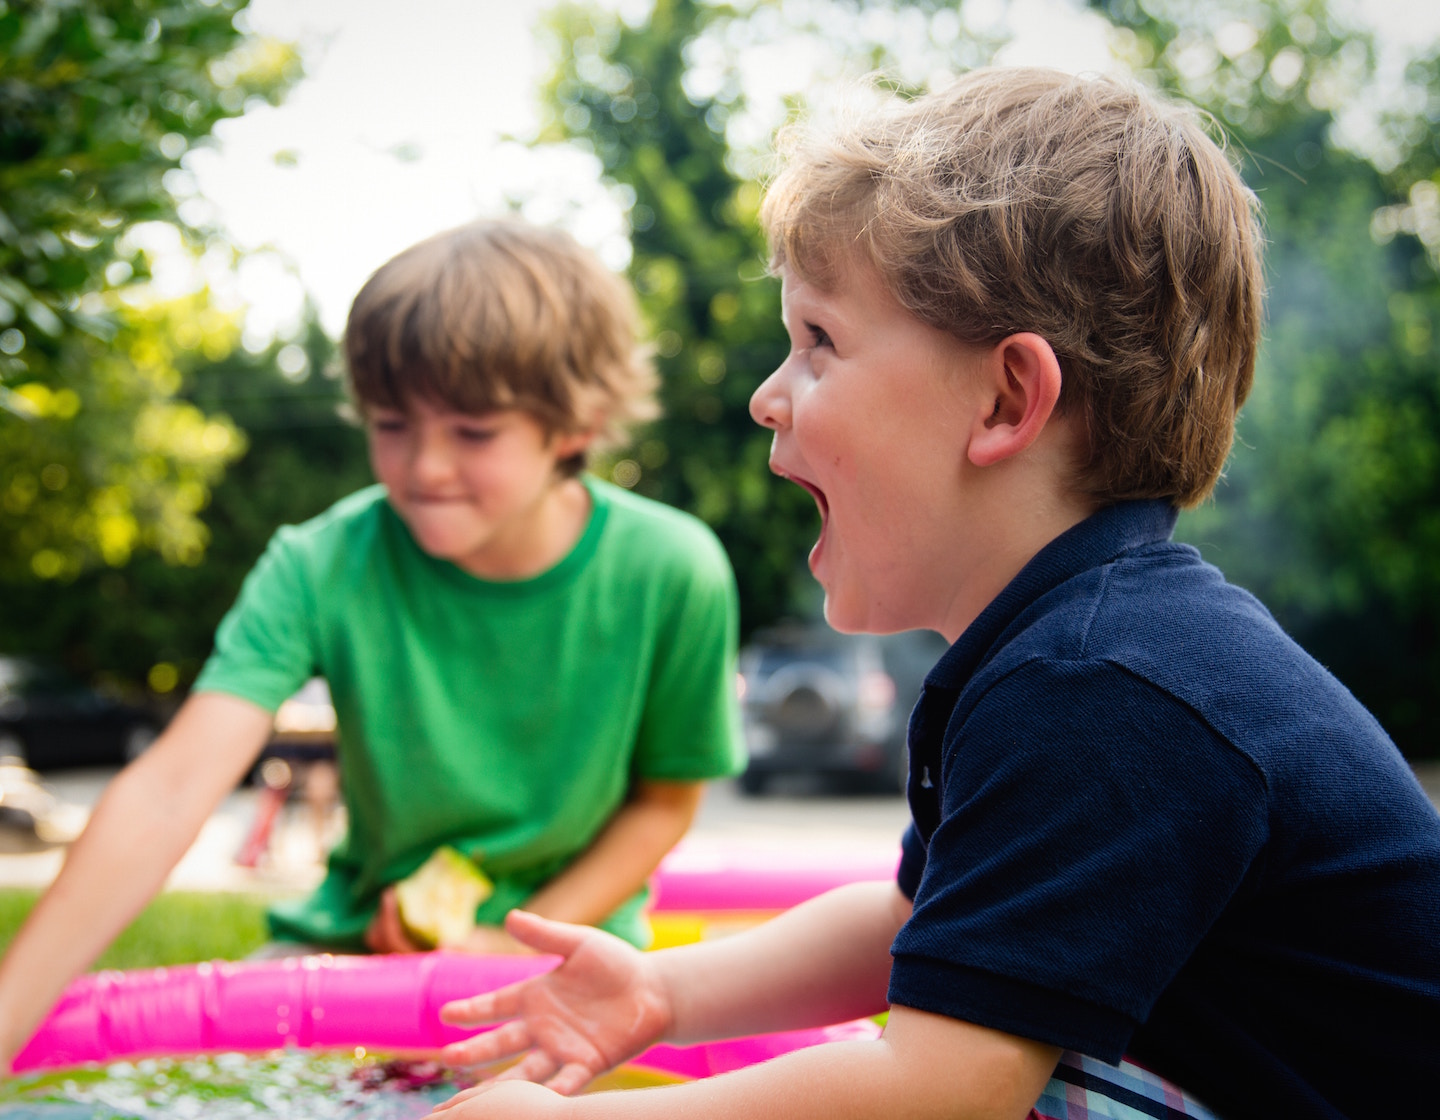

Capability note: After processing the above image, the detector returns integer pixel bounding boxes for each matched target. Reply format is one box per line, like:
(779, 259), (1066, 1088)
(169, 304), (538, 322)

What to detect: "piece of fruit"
(394, 846), (494, 948)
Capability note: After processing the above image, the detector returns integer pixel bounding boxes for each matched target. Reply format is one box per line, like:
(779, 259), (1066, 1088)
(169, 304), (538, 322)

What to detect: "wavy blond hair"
(762, 68), (1264, 508)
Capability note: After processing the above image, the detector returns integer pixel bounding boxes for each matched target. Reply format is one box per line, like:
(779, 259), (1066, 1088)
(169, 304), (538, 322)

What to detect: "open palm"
(438, 910), (673, 1095)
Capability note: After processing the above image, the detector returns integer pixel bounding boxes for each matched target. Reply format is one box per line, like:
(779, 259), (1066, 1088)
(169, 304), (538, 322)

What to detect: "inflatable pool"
(11, 950), (879, 1078)
(647, 839), (900, 946)
(8, 840), (1219, 1120)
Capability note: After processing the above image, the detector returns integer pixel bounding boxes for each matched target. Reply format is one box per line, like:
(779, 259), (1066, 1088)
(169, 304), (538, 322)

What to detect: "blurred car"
(0, 655), (159, 770)
(736, 623), (949, 794)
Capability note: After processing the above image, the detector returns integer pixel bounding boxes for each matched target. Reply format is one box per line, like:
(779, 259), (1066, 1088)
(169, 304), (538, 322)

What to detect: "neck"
(936, 436), (1096, 644)
(458, 476), (593, 581)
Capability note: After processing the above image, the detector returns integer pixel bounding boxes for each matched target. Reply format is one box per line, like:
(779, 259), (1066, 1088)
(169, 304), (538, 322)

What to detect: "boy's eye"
(805, 322), (833, 349)
(456, 426), (497, 443)
(370, 416), (407, 434)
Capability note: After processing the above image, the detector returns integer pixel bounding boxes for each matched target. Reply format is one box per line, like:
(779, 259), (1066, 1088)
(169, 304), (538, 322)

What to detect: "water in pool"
(0, 1051), (676, 1120)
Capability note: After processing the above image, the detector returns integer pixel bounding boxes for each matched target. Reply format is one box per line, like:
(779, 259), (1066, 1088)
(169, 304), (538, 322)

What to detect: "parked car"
(0, 656), (159, 770)
(736, 623), (948, 794)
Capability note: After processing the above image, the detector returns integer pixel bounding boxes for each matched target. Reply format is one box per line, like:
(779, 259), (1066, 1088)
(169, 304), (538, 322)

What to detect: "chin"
(821, 597), (871, 636)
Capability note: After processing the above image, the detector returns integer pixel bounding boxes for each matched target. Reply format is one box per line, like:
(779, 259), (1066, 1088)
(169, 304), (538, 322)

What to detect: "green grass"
(0, 889), (272, 970)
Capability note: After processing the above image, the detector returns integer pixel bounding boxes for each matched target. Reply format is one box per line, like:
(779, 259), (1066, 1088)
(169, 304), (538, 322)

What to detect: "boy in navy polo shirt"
(425, 68), (1440, 1120)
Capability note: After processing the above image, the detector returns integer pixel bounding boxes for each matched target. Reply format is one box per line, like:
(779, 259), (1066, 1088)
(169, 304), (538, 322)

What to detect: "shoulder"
(272, 484), (390, 545)
(266, 485), (393, 562)
(970, 539), (1398, 789)
(588, 477), (734, 582)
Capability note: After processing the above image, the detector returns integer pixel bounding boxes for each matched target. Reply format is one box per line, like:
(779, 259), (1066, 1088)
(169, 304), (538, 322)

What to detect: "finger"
(381, 891), (424, 953)
(441, 1020), (531, 1067)
(439, 981), (524, 1026)
(366, 892), (400, 954)
(492, 1050), (558, 1085)
(545, 1062), (597, 1097)
(502, 909), (592, 957)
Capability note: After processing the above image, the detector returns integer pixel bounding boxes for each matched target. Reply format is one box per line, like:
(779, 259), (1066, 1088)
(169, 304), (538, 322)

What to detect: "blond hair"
(762, 68), (1264, 507)
(345, 219), (658, 473)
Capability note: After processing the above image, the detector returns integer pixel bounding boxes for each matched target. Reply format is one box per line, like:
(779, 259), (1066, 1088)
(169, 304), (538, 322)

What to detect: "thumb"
(502, 910), (591, 957)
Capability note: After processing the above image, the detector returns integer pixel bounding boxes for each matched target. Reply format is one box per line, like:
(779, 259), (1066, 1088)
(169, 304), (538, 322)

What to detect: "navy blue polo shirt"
(889, 501), (1440, 1119)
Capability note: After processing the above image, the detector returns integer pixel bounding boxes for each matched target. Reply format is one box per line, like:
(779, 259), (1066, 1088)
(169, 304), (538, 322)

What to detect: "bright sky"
(179, 0), (1438, 346)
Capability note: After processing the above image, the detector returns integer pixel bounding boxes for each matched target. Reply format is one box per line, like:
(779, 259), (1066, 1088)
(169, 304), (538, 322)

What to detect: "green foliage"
(0, 0), (300, 581)
(0, 0), (368, 695)
(0, 888), (272, 968)
(0, 317), (371, 691)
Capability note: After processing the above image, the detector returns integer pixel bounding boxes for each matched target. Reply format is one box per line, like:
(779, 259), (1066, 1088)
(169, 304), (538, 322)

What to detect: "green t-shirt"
(194, 477), (744, 948)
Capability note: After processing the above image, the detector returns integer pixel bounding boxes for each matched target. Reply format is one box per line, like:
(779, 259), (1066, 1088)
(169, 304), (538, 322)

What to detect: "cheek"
(366, 437), (403, 485)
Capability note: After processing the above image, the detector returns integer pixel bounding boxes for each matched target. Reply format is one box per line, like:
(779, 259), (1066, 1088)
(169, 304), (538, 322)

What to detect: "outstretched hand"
(438, 910), (673, 1096)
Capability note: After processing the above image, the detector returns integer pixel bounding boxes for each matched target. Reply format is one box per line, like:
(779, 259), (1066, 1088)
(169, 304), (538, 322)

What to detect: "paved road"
(0, 767), (913, 895)
(3, 761), (1437, 896)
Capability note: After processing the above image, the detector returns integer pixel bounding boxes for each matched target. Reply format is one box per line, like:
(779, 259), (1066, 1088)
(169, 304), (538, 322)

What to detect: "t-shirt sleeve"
(629, 527), (745, 782)
(887, 658), (1269, 1062)
(192, 527), (321, 714)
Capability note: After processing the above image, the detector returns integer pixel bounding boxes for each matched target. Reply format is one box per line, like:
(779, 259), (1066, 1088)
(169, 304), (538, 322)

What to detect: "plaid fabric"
(1031, 1052), (1222, 1119)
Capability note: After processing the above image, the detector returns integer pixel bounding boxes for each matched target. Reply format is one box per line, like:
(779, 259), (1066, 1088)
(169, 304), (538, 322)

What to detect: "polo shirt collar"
(925, 500), (1179, 689)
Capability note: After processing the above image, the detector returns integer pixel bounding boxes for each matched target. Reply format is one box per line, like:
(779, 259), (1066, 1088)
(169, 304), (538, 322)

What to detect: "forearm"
(655, 880), (910, 1044)
(437, 1005), (1057, 1120)
(560, 1033), (1044, 1120)
(0, 694), (268, 1065)
(522, 781), (703, 928)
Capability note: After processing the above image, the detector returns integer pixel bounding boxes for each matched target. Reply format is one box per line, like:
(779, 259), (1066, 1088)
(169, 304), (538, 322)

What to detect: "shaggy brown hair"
(344, 219), (658, 475)
(761, 68), (1265, 507)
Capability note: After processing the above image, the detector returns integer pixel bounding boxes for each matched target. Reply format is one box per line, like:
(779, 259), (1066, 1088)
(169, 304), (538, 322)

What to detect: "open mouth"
(792, 476), (829, 522)
(773, 467), (830, 572)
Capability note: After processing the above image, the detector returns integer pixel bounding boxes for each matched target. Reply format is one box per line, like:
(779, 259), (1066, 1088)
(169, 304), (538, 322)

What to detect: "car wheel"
(122, 724), (158, 762)
(0, 732), (26, 766)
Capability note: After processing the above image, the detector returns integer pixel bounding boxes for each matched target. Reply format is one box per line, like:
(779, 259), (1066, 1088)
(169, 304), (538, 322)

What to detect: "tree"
(0, 0), (300, 582)
(0, 315), (372, 691)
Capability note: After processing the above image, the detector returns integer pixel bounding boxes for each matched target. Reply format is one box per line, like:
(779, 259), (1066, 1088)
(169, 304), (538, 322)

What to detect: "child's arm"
(0, 692), (272, 1070)
(435, 885), (1057, 1118)
(519, 778), (702, 930)
(438, 1006), (1055, 1120)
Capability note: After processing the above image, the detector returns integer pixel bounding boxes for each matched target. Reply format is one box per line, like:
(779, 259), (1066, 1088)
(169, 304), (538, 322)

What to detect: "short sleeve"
(192, 527), (321, 713)
(888, 658), (1270, 1061)
(629, 530), (744, 782)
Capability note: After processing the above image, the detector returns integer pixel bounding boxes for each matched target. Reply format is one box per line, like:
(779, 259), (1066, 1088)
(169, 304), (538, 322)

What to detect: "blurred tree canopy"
(0, 0), (299, 584)
(0, 0), (373, 692)
(537, 0), (1438, 754)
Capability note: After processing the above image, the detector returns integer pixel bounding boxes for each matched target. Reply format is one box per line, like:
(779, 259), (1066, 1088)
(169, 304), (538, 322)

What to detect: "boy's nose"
(749, 365), (791, 431)
(410, 432), (455, 484)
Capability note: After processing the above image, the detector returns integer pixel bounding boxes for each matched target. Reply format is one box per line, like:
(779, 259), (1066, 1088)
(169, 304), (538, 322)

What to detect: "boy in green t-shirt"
(0, 219), (745, 1069)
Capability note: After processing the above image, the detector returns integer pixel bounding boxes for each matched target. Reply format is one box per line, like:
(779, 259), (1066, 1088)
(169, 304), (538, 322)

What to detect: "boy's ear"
(551, 428), (596, 460)
(966, 332), (1063, 469)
